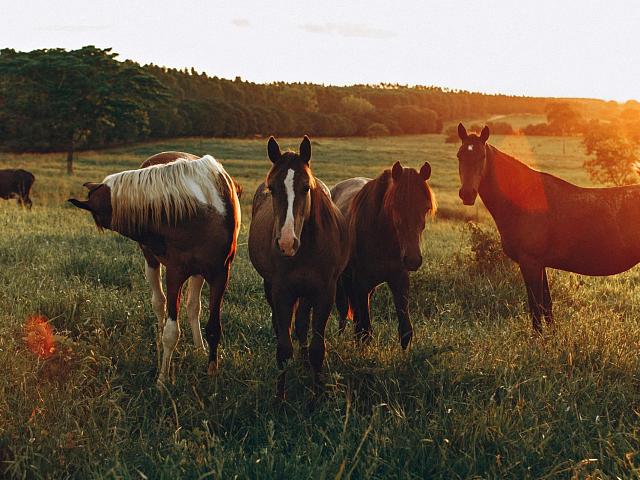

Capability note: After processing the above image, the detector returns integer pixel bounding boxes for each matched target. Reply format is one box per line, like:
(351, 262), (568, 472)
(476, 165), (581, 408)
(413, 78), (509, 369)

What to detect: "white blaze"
(280, 168), (296, 251)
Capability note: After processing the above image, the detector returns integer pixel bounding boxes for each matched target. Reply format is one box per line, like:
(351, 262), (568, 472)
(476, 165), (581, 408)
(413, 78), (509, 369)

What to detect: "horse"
(456, 123), (640, 333)
(68, 151), (241, 384)
(248, 136), (348, 398)
(331, 161), (436, 348)
(0, 169), (35, 208)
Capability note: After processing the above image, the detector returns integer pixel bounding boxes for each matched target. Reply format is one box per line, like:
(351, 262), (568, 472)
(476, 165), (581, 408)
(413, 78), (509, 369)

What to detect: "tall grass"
(1, 134), (638, 478)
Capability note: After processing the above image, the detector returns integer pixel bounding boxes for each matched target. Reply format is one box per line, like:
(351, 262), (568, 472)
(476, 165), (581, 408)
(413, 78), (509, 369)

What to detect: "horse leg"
(353, 284), (373, 344)
(272, 286), (296, 400)
(308, 286), (335, 392)
(294, 297), (312, 360)
(204, 265), (231, 376)
(519, 260), (545, 334)
(336, 267), (356, 334)
(388, 271), (412, 350)
(185, 275), (206, 352)
(157, 267), (188, 385)
(264, 280), (277, 336)
(142, 247), (165, 372)
(542, 269), (554, 327)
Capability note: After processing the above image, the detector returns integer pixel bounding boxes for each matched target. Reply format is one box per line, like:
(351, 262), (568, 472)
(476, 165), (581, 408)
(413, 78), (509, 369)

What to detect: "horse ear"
(419, 162), (431, 181)
(267, 136), (281, 163)
(458, 123), (468, 141)
(300, 135), (311, 164)
(68, 198), (92, 212)
(480, 125), (490, 143)
(83, 182), (102, 192)
(391, 161), (403, 182)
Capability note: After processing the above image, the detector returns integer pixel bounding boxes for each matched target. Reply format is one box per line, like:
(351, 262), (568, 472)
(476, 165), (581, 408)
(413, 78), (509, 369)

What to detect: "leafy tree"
(0, 46), (167, 173)
(583, 122), (639, 186)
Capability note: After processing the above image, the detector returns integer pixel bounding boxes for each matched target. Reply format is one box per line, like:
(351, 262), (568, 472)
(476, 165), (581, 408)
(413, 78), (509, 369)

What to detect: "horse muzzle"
(459, 188), (478, 206)
(276, 236), (300, 257)
(403, 254), (423, 272)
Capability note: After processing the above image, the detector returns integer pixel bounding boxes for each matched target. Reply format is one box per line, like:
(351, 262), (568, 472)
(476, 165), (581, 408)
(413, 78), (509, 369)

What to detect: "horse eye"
(302, 185), (310, 193)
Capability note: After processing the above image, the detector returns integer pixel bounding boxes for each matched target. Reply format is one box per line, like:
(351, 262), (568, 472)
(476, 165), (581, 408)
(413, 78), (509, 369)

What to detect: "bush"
(444, 125), (459, 143)
(466, 222), (509, 272)
(486, 121), (515, 135)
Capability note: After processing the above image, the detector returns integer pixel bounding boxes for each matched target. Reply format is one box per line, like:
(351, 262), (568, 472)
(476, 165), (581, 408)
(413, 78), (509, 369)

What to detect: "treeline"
(0, 45), (623, 160)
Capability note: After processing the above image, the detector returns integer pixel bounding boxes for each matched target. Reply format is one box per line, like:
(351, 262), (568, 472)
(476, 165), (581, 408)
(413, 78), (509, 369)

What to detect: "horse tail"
(335, 269), (354, 332)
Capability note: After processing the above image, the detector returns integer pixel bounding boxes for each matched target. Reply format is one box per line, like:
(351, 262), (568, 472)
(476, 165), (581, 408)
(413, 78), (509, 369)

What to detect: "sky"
(2, 0), (639, 102)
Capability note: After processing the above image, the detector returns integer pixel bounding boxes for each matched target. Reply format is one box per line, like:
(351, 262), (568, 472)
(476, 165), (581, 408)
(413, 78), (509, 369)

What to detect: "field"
(2, 132), (640, 479)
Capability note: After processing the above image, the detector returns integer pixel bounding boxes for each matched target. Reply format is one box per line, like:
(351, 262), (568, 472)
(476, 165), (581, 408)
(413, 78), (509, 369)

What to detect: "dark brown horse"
(331, 161), (436, 348)
(0, 169), (35, 208)
(248, 136), (348, 398)
(456, 123), (640, 332)
(68, 151), (241, 384)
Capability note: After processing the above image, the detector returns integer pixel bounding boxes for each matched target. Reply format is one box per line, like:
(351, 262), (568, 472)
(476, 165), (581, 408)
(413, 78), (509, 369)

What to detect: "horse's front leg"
(142, 247), (165, 372)
(157, 267), (188, 386)
(272, 286), (296, 400)
(294, 298), (312, 360)
(542, 268), (554, 327)
(388, 271), (412, 350)
(353, 282), (373, 344)
(204, 265), (231, 376)
(308, 284), (336, 393)
(519, 259), (545, 334)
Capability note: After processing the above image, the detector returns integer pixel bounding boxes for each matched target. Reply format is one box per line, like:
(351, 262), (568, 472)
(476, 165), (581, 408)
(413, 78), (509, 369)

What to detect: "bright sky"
(2, 0), (639, 101)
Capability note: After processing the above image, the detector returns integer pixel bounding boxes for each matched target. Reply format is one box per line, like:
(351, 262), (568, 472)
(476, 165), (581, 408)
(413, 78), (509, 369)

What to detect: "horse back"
(140, 151), (199, 168)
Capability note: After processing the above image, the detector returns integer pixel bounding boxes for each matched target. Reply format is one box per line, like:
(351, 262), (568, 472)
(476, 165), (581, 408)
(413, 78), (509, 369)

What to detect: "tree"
(0, 46), (167, 173)
(583, 123), (639, 186)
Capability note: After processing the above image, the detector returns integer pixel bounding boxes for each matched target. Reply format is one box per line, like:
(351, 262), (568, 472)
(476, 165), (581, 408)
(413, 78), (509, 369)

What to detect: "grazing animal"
(0, 169), (35, 208)
(456, 123), (640, 333)
(248, 136), (348, 398)
(68, 151), (241, 384)
(331, 162), (436, 347)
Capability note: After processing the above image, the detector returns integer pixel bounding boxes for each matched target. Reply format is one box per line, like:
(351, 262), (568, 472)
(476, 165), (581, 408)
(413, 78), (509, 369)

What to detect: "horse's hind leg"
(204, 265), (231, 376)
(388, 271), (412, 350)
(142, 248), (166, 372)
(335, 271), (352, 334)
(294, 298), (312, 359)
(185, 275), (206, 352)
(158, 267), (188, 385)
(519, 260), (545, 334)
(353, 285), (373, 344)
(542, 269), (553, 327)
(24, 195), (32, 209)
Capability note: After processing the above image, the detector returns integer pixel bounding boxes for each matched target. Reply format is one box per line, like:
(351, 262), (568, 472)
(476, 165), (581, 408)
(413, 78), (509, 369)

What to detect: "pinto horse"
(68, 151), (241, 384)
(331, 161), (436, 348)
(456, 123), (640, 333)
(248, 136), (348, 398)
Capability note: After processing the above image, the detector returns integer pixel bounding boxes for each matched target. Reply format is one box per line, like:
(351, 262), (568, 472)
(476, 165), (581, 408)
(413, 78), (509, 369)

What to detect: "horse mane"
(103, 155), (227, 233)
(310, 178), (341, 231)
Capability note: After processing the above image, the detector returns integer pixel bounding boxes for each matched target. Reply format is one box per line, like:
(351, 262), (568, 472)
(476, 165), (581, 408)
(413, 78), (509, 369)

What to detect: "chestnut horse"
(248, 136), (348, 398)
(456, 123), (640, 333)
(331, 161), (436, 348)
(69, 151), (241, 384)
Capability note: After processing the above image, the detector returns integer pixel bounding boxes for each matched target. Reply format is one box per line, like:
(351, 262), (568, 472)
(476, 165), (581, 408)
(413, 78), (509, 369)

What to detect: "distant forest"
(0, 46), (629, 156)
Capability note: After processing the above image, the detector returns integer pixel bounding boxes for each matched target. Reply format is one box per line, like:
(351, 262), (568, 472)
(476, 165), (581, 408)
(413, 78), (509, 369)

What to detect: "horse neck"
(478, 145), (532, 221)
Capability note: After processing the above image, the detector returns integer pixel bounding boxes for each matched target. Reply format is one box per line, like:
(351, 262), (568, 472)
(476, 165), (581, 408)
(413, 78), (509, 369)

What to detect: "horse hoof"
(400, 331), (413, 350)
(207, 361), (218, 376)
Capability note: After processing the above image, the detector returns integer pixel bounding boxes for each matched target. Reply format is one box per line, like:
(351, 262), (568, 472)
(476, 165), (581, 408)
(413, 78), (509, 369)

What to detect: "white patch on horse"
(281, 168), (296, 242)
(199, 155), (226, 215)
(468, 145), (474, 151)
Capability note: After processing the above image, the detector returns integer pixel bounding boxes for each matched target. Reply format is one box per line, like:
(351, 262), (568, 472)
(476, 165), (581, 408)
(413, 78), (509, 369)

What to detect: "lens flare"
(24, 315), (55, 359)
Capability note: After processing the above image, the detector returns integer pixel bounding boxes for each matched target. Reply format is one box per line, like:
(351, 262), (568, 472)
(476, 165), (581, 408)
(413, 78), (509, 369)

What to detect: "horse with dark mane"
(68, 151), (241, 384)
(331, 162), (436, 348)
(249, 136), (348, 398)
(456, 123), (640, 333)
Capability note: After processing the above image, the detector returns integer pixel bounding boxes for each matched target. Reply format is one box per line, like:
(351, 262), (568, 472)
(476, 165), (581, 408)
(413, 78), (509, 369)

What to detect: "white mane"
(103, 154), (229, 233)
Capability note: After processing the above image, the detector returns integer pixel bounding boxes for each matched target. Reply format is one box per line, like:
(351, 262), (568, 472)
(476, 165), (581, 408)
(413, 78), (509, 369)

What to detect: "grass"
(1, 133), (640, 478)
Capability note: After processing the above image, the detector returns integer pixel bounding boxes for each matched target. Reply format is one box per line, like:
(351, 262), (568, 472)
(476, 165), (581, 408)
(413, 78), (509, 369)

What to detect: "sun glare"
(24, 315), (55, 359)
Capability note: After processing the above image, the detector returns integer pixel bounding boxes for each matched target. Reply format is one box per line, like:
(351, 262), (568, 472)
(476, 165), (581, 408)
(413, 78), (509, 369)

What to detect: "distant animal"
(248, 136), (348, 399)
(331, 162), (436, 348)
(0, 169), (35, 208)
(68, 151), (241, 384)
(456, 122), (640, 333)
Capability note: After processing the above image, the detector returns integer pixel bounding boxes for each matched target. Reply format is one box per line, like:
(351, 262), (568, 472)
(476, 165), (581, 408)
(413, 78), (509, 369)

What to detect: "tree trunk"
(66, 141), (74, 175)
